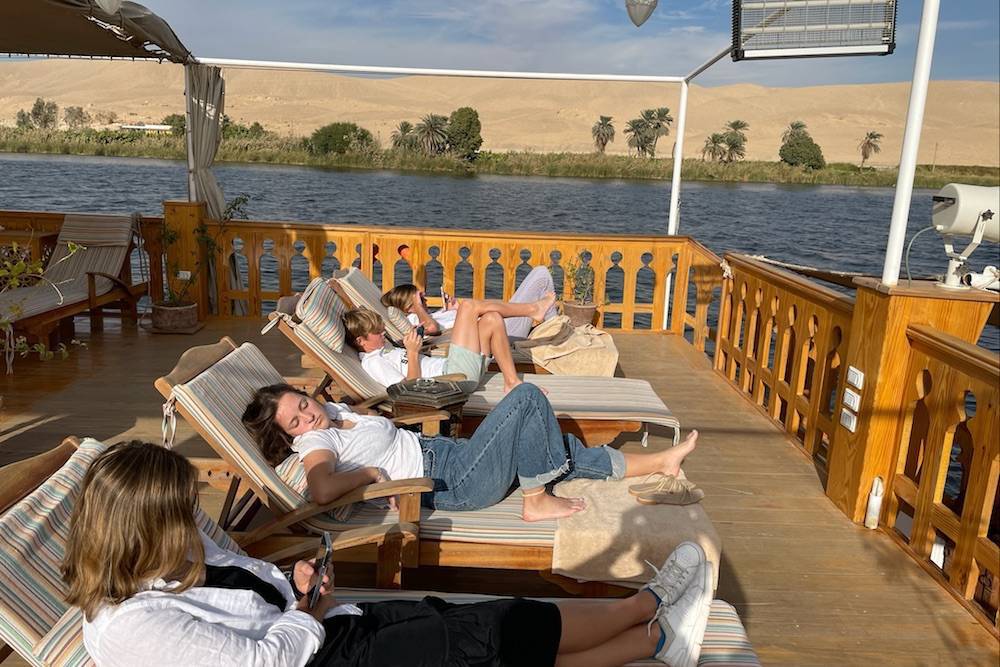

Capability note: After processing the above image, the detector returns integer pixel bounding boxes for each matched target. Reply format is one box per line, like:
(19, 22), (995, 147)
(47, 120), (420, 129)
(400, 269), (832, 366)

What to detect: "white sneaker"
(645, 541), (705, 606)
(652, 560), (714, 667)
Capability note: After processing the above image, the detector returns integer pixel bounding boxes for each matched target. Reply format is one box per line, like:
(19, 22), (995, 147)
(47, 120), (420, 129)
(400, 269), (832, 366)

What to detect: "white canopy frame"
(192, 0), (940, 321)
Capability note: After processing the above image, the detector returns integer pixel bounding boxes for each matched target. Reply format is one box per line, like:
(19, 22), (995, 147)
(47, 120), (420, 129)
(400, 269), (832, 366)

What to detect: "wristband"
(283, 568), (305, 600)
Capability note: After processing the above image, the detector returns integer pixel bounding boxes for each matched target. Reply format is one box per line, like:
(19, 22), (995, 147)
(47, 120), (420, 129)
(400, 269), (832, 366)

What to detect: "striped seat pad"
(467, 373), (681, 437)
(295, 278), (348, 352)
(56, 214), (135, 247)
(333, 267), (414, 340)
(334, 493), (555, 546)
(335, 590), (759, 666)
(169, 343), (306, 515)
(0, 437), (240, 667)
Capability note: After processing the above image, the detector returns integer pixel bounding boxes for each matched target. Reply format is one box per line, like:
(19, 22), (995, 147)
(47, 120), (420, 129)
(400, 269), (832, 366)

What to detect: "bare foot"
(522, 492), (586, 521)
(531, 291), (557, 324)
(659, 430), (699, 477)
(503, 378), (524, 394)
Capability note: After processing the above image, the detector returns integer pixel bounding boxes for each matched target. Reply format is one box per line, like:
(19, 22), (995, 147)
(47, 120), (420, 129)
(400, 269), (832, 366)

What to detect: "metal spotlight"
(625, 0), (658, 27)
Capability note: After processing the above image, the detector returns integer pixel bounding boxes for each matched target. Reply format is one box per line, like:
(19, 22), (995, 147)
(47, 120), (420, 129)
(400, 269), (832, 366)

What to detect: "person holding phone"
(381, 266), (558, 338)
(66, 441), (715, 667)
(345, 290), (555, 395)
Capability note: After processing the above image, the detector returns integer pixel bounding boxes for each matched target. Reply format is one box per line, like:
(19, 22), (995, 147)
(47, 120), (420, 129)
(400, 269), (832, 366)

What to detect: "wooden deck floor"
(2, 318), (997, 666)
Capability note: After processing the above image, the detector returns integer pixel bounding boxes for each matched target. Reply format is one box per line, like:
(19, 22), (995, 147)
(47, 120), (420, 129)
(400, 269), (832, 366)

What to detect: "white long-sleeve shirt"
(82, 532), (362, 667)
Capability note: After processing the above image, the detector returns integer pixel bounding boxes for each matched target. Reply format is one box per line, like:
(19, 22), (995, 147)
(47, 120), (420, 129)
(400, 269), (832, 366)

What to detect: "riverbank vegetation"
(2, 100), (996, 189)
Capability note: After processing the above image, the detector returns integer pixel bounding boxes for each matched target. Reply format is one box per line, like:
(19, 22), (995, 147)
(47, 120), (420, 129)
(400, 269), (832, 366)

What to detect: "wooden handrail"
(725, 253), (855, 317)
(906, 323), (1000, 384)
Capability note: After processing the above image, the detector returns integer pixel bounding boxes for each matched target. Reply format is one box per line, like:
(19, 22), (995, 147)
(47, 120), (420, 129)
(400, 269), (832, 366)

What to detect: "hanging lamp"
(625, 0), (658, 27)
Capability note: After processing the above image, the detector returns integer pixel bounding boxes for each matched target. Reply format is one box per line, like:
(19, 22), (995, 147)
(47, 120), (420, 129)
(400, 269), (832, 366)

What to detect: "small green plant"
(1, 233), (84, 375)
(565, 258), (595, 304)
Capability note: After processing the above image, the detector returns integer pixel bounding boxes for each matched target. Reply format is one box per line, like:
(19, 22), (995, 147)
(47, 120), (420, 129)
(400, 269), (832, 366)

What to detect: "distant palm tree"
(414, 114), (449, 155)
(722, 132), (746, 163)
(640, 107), (673, 157)
(701, 133), (726, 162)
(782, 120), (807, 143)
(391, 121), (415, 150)
(858, 130), (883, 169)
(726, 119), (750, 142)
(624, 118), (651, 157)
(592, 116), (615, 153)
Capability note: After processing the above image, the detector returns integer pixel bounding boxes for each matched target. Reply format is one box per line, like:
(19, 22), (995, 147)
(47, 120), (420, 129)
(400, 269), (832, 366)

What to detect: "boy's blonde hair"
(62, 441), (204, 621)
(343, 308), (385, 351)
(381, 284), (419, 312)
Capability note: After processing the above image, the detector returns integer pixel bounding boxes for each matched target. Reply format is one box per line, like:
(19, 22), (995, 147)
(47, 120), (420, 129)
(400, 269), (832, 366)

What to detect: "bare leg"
(555, 624), (660, 667)
(507, 266), (558, 338)
(451, 304), (522, 391)
(556, 590), (657, 653)
(621, 430), (699, 478)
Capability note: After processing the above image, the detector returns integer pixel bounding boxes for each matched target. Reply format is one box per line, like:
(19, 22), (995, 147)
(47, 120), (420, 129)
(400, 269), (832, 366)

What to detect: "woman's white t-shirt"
(291, 403), (424, 482)
(359, 346), (447, 387)
(407, 309), (458, 331)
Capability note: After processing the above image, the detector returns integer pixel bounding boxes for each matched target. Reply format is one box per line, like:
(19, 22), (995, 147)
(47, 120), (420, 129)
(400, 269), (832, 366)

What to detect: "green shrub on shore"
(0, 126), (995, 189)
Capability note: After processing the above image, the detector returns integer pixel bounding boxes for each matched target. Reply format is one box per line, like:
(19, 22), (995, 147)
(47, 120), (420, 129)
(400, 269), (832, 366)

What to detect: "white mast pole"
(667, 80), (689, 235)
(881, 0), (941, 286)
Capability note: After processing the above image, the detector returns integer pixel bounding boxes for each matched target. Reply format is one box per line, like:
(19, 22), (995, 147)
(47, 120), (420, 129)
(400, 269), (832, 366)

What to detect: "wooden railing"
(883, 324), (1000, 631)
(670, 239), (725, 354)
(164, 201), (718, 333)
(714, 254), (854, 476)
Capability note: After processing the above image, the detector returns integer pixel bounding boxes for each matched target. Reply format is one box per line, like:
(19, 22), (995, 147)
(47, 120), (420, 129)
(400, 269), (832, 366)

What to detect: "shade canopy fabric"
(0, 0), (191, 63)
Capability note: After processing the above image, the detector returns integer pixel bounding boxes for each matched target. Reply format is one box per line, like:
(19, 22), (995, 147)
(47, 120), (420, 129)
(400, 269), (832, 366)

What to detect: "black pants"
(307, 596), (561, 667)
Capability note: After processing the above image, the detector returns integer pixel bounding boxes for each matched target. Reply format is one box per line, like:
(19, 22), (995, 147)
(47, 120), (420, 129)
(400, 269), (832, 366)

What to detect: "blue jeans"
(418, 383), (626, 511)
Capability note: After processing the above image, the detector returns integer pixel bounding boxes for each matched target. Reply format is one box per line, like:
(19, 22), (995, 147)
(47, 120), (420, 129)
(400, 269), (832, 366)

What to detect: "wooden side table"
(0, 230), (59, 264)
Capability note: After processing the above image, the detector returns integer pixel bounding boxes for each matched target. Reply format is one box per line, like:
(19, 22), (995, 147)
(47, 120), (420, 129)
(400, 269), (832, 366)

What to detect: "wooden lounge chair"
(329, 267), (545, 372)
(268, 290), (682, 447)
(155, 338), (568, 584)
(1, 214), (147, 344)
(0, 437), (758, 667)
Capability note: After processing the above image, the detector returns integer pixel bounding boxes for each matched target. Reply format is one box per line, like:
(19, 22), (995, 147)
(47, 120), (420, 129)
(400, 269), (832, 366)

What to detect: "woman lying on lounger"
(344, 291), (555, 394)
(381, 266), (559, 338)
(64, 441), (714, 667)
(243, 382), (699, 522)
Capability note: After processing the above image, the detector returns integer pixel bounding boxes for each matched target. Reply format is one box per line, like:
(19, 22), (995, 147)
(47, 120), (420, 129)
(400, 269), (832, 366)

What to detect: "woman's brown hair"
(381, 284), (419, 312)
(242, 383), (309, 465)
(62, 441), (204, 621)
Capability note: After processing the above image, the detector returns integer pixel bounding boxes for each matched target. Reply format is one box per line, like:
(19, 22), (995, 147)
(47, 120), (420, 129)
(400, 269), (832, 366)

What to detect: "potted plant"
(152, 194), (249, 333)
(562, 258), (598, 327)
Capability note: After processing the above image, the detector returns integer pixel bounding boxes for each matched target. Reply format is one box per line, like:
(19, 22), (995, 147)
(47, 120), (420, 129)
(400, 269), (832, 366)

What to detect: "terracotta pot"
(152, 302), (198, 331)
(561, 301), (597, 328)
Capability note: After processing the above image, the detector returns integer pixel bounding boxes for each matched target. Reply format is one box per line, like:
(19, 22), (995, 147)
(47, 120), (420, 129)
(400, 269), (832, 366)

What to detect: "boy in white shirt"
(344, 292), (554, 394)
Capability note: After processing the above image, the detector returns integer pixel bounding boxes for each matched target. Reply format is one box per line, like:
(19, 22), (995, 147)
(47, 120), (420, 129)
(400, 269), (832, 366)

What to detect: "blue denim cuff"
(605, 446), (626, 480)
(518, 458), (571, 490)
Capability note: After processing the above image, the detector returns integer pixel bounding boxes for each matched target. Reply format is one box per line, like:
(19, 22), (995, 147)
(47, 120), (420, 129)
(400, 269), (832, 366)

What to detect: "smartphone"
(308, 531), (333, 609)
(416, 324), (426, 338)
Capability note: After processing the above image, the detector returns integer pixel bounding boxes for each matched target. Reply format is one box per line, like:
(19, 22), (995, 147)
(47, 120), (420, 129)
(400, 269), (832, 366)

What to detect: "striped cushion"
(295, 278), (347, 352)
(0, 439), (107, 666)
(291, 319), (388, 400)
(468, 373), (681, 443)
(333, 268), (413, 341)
(385, 305), (415, 337)
(57, 214), (135, 247)
(170, 344), (304, 514)
(334, 590), (759, 666)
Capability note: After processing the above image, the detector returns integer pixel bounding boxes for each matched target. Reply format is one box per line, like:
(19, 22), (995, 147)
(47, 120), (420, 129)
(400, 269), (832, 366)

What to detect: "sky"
(151, 1), (1000, 87)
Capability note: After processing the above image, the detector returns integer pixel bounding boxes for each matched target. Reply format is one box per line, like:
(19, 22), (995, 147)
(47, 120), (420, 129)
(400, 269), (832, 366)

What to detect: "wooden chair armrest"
(87, 271), (134, 293)
(254, 522), (420, 563)
(355, 395), (390, 410)
(391, 410), (451, 427)
(237, 477), (433, 547)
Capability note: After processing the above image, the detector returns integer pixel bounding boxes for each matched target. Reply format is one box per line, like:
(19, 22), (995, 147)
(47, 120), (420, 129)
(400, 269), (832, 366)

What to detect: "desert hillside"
(0, 60), (997, 166)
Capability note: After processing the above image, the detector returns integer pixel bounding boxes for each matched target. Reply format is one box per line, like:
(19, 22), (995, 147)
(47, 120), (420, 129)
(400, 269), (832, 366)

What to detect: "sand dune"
(1, 60), (997, 167)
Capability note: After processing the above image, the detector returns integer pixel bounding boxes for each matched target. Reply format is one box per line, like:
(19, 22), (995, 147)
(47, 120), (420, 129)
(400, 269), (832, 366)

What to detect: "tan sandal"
(636, 484), (705, 506)
(628, 472), (698, 497)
